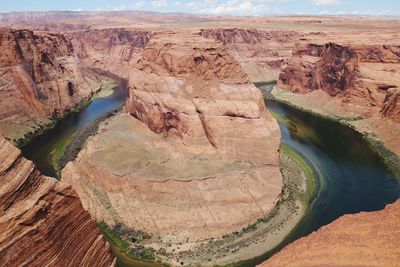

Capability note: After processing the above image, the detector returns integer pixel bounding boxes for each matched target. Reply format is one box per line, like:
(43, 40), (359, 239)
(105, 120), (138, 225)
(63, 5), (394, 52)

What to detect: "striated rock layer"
(200, 28), (303, 82)
(278, 42), (400, 119)
(275, 41), (400, 154)
(261, 199), (400, 266)
(0, 137), (115, 266)
(68, 28), (152, 78)
(381, 87), (400, 123)
(63, 31), (282, 243)
(0, 28), (110, 142)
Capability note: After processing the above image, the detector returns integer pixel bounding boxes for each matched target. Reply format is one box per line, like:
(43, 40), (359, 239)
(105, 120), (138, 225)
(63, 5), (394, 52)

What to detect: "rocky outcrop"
(126, 31), (280, 164)
(279, 43), (359, 96)
(63, 31), (282, 244)
(0, 28), (109, 142)
(260, 199), (400, 266)
(278, 42), (400, 111)
(200, 28), (302, 81)
(68, 29), (152, 77)
(0, 137), (115, 266)
(381, 88), (400, 123)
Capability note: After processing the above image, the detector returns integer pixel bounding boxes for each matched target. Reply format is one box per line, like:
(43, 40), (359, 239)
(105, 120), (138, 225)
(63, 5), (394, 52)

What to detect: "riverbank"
(49, 81), (119, 175)
(259, 83), (400, 179)
(14, 80), (118, 148)
(98, 140), (318, 267)
(52, 108), (121, 177)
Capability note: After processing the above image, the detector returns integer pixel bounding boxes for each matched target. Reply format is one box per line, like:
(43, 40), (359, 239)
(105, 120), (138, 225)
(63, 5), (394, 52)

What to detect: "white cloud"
(95, 1), (146, 11)
(134, 1), (146, 8)
(185, 2), (198, 8)
(309, 0), (343, 6)
(73, 6), (85, 11)
(151, 0), (168, 8)
(199, 0), (270, 15)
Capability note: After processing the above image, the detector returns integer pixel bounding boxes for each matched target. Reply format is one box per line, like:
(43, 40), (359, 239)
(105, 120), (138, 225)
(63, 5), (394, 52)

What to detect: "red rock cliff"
(381, 88), (400, 123)
(278, 42), (400, 121)
(125, 31), (280, 163)
(69, 29), (152, 77)
(200, 28), (303, 81)
(0, 28), (109, 142)
(0, 137), (115, 266)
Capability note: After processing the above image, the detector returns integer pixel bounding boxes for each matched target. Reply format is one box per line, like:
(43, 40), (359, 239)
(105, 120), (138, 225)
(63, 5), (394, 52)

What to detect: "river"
(20, 82), (400, 266)
(21, 82), (127, 177)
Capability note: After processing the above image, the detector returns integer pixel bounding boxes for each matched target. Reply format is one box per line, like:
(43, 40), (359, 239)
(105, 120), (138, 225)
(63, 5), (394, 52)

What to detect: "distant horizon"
(0, 0), (399, 17)
(0, 9), (399, 19)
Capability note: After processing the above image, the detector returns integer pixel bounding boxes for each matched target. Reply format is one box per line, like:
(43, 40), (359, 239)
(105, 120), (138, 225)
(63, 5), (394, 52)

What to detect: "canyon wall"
(200, 28), (303, 81)
(68, 29), (152, 78)
(274, 41), (400, 154)
(63, 31), (282, 244)
(381, 88), (400, 123)
(261, 199), (400, 266)
(0, 28), (109, 142)
(278, 42), (400, 119)
(0, 137), (115, 266)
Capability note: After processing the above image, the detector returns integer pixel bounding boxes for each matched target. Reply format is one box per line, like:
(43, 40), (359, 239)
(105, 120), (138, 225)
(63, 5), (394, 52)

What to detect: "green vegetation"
(14, 81), (117, 148)
(269, 110), (290, 126)
(50, 131), (76, 175)
(98, 222), (157, 262)
(364, 134), (400, 180)
(255, 81), (400, 181)
(281, 144), (318, 203)
(92, 82), (118, 100)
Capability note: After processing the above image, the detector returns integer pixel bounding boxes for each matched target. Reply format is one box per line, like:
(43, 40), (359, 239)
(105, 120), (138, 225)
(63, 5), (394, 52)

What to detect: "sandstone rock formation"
(63, 31), (282, 244)
(278, 42), (400, 117)
(69, 29), (152, 77)
(381, 87), (400, 123)
(0, 137), (115, 266)
(0, 28), (110, 142)
(261, 199), (400, 266)
(200, 28), (302, 81)
(275, 41), (400, 154)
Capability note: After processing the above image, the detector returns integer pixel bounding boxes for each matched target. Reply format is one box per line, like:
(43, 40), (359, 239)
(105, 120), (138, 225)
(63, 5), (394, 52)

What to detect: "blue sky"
(1, 0), (399, 16)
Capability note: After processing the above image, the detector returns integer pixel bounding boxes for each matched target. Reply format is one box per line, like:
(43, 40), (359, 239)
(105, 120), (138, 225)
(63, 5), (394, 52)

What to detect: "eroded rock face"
(0, 28), (108, 142)
(278, 42), (400, 114)
(69, 29), (152, 77)
(0, 137), (115, 266)
(260, 199), (400, 267)
(63, 31), (282, 243)
(279, 43), (359, 96)
(200, 28), (303, 81)
(126, 31), (278, 163)
(381, 88), (400, 123)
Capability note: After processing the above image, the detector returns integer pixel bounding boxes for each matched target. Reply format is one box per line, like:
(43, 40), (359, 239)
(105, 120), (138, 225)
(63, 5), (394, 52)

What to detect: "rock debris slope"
(63, 31), (282, 243)
(0, 137), (115, 266)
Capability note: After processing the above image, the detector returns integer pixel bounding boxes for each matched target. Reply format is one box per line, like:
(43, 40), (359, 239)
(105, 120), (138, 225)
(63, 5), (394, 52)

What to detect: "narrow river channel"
(21, 82), (400, 266)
